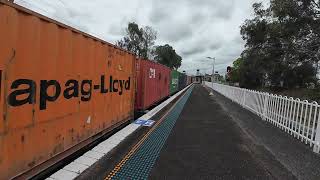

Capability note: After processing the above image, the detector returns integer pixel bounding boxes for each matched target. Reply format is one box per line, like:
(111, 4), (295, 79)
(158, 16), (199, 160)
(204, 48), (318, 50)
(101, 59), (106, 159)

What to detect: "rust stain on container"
(0, 2), (135, 179)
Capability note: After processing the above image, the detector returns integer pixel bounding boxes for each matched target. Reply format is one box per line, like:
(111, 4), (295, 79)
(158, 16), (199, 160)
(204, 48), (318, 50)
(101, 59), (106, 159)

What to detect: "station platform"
(72, 84), (320, 180)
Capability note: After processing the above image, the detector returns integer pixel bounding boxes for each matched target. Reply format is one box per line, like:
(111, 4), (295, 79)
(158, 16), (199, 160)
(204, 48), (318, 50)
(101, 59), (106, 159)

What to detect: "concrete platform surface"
(149, 85), (296, 180)
(78, 84), (320, 180)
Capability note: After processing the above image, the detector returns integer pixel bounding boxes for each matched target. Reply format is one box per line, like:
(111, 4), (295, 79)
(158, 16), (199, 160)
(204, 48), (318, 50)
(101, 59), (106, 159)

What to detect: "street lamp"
(206, 57), (215, 83)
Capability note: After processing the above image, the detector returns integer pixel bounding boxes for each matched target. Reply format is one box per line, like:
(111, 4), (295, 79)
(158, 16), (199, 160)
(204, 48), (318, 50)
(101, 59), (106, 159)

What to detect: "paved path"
(148, 84), (295, 180)
(79, 84), (320, 180)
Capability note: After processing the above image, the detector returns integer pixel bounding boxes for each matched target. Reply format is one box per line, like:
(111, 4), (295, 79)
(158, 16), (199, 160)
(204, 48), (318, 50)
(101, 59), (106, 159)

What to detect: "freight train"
(0, 1), (193, 179)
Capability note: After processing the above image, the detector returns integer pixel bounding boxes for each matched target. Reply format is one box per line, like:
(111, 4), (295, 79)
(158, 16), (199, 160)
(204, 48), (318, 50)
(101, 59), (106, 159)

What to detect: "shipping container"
(178, 73), (188, 90)
(135, 59), (170, 111)
(187, 76), (192, 85)
(0, 2), (135, 179)
(169, 70), (180, 94)
(191, 76), (197, 83)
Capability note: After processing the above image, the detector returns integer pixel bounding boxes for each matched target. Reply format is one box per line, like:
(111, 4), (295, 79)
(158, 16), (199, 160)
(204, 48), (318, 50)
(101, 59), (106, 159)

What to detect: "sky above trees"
(15, 0), (268, 75)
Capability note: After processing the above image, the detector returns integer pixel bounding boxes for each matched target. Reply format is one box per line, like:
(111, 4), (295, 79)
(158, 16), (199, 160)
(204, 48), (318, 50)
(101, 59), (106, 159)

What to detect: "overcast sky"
(15, 0), (265, 75)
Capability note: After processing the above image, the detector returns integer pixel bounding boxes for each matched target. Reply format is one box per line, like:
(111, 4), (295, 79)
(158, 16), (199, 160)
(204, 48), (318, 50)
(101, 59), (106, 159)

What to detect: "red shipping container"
(135, 59), (171, 111)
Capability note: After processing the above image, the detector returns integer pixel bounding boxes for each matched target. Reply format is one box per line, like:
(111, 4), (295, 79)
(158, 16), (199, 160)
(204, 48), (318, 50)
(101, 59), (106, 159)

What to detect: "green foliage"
(154, 44), (182, 69)
(217, 74), (225, 82)
(238, 0), (320, 89)
(116, 22), (157, 59)
(116, 23), (182, 69)
(229, 58), (243, 83)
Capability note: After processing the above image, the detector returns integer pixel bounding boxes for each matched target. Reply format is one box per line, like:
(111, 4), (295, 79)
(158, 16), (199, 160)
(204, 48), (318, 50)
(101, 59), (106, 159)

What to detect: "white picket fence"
(204, 82), (320, 153)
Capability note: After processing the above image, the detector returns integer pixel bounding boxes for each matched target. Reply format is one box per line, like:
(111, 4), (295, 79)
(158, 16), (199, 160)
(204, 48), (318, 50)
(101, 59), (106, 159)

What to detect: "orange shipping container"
(0, 1), (136, 179)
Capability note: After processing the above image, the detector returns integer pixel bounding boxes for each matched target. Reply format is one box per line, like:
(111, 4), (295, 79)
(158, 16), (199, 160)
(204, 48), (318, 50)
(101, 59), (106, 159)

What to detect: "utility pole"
(207, 56), (215, 82)
(206, 57), (215, 95)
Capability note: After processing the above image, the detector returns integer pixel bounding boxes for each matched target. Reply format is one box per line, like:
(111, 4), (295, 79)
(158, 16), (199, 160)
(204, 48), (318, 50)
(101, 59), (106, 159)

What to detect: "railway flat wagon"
(135, 59), (170, 111)
(178, 73), (187, 90)
(169, 70), (179, 95)
(0, 2), (135, 179)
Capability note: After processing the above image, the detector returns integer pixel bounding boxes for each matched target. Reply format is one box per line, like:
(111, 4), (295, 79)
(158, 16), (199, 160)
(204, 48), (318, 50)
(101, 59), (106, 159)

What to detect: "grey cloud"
(181, 40), (221, 57)
(186, 0), (236, 20)
(209, 42), (222, 51)
(210, 1), (236, 20)
(148, 0), (236, 44)
(182, 46), (207, 56)
(15, 0), (258, 75)
(191, 13), (205, 23)
(149, 6), (170, 24)
(108, 18), (129, 37)
(161, 24), (193, 42)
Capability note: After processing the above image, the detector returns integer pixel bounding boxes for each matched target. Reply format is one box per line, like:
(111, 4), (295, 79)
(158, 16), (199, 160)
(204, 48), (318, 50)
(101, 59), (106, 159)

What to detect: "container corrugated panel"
(169, 70), (179, 94)
(0, 2), (135, 179)
(187, 76), (192, 85)
(135, 59), (170, 111)
(178, 73), (187, 90)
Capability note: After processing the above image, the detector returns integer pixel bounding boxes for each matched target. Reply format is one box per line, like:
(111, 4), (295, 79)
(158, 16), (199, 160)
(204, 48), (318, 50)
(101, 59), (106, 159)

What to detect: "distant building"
(204, 73), (221, 82)
(194, 75), (204, 83)
(204, 74), (212, 82)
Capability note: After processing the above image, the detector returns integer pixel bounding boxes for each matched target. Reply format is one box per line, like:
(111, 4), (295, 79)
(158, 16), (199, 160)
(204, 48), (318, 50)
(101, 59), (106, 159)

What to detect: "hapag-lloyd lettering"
(7, 75), (131, 110)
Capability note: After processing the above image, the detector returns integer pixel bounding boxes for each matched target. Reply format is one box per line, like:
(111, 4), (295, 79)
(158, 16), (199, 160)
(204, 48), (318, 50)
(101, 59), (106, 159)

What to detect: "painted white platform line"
(48, 84), (193, 180)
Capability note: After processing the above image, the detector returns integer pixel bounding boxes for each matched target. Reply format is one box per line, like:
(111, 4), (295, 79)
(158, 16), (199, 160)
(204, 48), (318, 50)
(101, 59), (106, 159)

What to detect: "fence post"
(242, 90), (246, 107)
(313, 115), (320, 153)
(262, 93), (270, 121)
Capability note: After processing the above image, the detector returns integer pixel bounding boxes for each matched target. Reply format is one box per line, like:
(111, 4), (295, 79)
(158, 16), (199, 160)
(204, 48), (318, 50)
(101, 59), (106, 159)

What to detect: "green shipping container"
(170, 70), (180, 94)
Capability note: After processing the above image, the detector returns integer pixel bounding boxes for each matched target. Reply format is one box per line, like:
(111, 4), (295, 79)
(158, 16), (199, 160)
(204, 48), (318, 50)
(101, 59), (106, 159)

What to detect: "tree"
(141, 26), (157, 59)
(239, 0), (319, 89)
(116, 23), (183, 68)
(229, 58), (243, 83)
(154, 44), (182, 69)
(116, 22), (157, 59)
